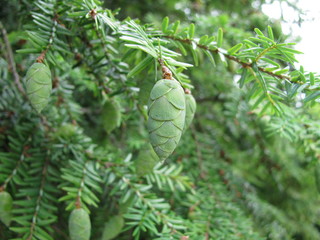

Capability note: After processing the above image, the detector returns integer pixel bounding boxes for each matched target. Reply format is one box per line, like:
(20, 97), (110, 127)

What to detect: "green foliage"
(0, 0), (319, 240)
(138, 77), (154, 106)
(54, 123), (78, 140)
(315, 162), (320, 193)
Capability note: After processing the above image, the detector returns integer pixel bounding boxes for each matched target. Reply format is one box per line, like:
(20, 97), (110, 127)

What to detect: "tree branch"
(27, 151), (50, 240)
(0, 21), (26, 97)
(163, 35), (293, 82)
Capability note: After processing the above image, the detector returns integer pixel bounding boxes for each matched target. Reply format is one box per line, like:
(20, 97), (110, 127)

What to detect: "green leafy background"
(0, 0), (320, 239)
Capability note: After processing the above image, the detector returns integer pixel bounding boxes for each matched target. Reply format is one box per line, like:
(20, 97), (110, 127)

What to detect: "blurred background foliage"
(1, 0), (320, 240)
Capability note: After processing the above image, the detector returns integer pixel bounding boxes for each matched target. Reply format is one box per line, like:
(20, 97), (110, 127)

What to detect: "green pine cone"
(26, 62), (52, 113)
(315, 162), (320, 193)
(147, 79), (186, 161)
(184, 93), (196, 131)
(68, 208), (91, 240)
(102, 100), (121, 133)
(0, 191), (13, 226)
(135, 144), (159, 176)
(101, 215), (124, 240)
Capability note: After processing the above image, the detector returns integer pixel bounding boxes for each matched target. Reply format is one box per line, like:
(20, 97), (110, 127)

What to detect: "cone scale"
(68, 208), (91, 240)
(184, 92), (196, 131)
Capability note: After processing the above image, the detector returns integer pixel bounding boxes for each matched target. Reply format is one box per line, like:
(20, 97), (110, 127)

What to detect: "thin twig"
(0, 21), (26, 97)
(27, 151), (50, 240)
(158, 58), (173, 79)
(75, 161), (87, 209)
(36, 15), (58, 63)
(163, 35), (294, 82)
(0, 143), (30, 191)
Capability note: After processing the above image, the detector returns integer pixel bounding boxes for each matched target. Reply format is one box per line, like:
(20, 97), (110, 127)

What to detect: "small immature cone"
(147, 79), (186, 161)
(102, 100), (121, 133)
(135, 144), (159, 176)
(0, 191), (13, 226)
(101, 215), (124, 240)
(26, 63), (52, 113)
(68, 208), (91, 240)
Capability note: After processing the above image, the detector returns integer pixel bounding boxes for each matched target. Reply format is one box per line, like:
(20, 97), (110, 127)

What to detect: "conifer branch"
(0, 144), (30, 191)
(122, 176), (185, 236)
(163, 35), (293, 82)
(0, 21), (26, 97)
(76, 161), (88, 208)
(27, 151), (50, 240)
(1, 1), (319, 239)
(36, 16), (57, 63)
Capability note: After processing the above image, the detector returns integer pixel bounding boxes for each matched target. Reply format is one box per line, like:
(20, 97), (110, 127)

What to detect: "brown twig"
(0, 21), (26, 97)
(158, 58), (173, 79)
(36, 15), (58, 63)
(164, 35), (293, 82)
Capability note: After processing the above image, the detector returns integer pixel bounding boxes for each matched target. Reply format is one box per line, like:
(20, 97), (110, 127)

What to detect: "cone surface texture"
(147, 79), (186, 160)
(26, 62), (52, 113)
(184, 93), (196, 131)
(68, 208), (91, 240)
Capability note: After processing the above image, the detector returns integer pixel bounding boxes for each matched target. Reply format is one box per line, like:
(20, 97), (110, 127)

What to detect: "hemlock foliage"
(1, 0), (320, 239)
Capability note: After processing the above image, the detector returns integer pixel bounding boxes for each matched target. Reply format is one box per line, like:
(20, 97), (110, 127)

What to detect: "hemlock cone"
(134, 144), (159, 176)
(25, 62), (52, 113)
(68, 208), (91, 240)
(102, 100), (121, 133)
(101, 215), (124, 240)
(0, 191), (13, 227)
(147, 79), (186, 161)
